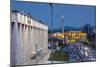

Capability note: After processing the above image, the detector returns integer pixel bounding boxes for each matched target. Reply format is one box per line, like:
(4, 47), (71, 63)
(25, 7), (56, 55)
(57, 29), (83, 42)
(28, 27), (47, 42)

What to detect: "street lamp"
(61, 16), (64, 36)
(61, 16), (64, 44)
(61, 16), (64, 61)
(49, 3), (54, 64)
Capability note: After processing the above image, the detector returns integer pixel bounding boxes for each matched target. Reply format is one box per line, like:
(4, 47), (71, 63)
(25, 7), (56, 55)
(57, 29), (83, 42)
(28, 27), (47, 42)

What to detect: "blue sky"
(11, 1), (96, 30)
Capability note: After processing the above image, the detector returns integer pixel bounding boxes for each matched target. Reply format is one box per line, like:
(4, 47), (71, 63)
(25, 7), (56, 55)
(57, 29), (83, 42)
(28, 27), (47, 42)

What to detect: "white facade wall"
(11, 12), (17, 22)
(11, 11), (48, 66)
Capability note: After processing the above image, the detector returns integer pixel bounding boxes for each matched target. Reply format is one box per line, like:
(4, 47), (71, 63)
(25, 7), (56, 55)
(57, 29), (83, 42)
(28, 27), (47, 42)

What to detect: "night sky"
(11, 1), (96, 30)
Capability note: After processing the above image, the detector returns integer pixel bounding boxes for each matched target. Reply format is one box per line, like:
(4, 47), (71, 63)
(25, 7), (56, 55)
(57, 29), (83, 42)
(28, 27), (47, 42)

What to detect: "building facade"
(11, 10), (48, 66)
(51, 31), (87, 44)
(64, 31), (87, 44)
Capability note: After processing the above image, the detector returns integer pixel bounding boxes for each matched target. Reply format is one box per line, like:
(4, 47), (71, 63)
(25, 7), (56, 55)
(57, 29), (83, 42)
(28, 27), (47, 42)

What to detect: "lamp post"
(61, 16), (64, 38)
(49, 3), (54, 64)
(61, 16), (64, 45)
(61, 16), (64, 61)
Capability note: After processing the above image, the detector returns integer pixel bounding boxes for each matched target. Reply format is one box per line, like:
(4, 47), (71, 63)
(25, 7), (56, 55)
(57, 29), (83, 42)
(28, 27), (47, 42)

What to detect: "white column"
(28, 26), (31, 64)
(42, 30), (44, 52)
(22, 24), (25, 64)
(30, 27), (33, 58)
(37, 28), (39, 49)
(27, 26), (30, 64)
(35, 28), (38, 49)
(11, 22), (18, 66)
(44, 30), (48, 53)
(24, 25), (27, 64)
(17, 23), (23, 64)
(45, 30), (48, 53)
(24, 25), (29, 64)
(15, 22), (19, 65)
(38, 29), (39, 49)
(40, 30), (42, 49)
(33, 27), (35, 52)
(44, 30), (46, 53)
(38, 29), (40, 49)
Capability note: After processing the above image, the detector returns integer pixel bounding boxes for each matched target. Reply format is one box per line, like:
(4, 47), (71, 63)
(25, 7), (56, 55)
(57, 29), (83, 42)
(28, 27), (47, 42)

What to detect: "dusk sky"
(11, 1), (96, 30)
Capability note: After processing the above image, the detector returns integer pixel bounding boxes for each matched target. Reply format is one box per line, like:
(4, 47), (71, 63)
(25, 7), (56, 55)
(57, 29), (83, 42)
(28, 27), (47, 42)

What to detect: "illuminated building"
(52, 31), (87, 44)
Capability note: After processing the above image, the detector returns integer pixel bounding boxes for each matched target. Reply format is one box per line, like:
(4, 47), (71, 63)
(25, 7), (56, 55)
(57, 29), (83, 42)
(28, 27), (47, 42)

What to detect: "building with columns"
(10, 10), (48, 66)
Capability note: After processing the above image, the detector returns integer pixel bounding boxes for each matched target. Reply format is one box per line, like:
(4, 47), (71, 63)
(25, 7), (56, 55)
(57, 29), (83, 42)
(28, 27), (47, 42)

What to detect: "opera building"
(10, 10), (48, 66)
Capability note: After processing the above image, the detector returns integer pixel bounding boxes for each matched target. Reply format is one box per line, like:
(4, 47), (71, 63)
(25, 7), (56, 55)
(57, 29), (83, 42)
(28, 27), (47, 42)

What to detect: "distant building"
(64, 31), (87, 44)
(11, 10), (48, 66)
(82, 24), (94, 37)
(51, 31), (87, 44)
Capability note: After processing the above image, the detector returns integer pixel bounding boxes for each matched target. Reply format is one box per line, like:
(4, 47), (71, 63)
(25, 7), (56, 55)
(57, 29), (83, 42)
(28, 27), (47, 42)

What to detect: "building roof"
(12, 10), (47, 26)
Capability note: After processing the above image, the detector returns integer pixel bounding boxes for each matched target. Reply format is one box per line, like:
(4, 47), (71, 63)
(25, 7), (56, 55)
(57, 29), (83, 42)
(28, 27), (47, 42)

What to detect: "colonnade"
(11, 21), (48, 65)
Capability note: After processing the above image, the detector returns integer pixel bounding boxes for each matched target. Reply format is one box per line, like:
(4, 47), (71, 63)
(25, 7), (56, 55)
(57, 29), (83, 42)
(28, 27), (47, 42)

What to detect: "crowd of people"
(48, 38), (96, 62)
